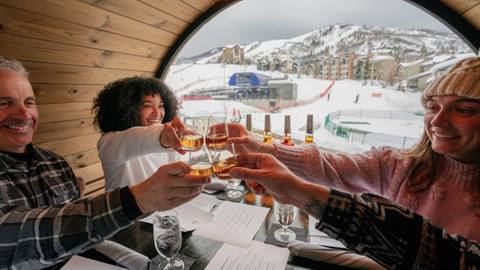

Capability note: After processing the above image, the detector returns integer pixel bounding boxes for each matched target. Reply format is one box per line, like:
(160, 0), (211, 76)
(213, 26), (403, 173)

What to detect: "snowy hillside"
(167, 23), (469, 153)
(181, 24), (470, 64)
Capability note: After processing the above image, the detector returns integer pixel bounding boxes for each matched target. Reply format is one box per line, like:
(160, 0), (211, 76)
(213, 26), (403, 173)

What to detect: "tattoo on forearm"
(304, 197), (326, 220)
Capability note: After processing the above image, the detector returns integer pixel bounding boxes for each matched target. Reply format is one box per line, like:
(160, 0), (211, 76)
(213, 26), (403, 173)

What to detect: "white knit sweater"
(97, 125), (178, 191)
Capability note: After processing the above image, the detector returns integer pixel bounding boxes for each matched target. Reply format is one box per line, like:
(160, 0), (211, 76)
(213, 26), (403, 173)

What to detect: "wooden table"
(109, 190), (350, 270)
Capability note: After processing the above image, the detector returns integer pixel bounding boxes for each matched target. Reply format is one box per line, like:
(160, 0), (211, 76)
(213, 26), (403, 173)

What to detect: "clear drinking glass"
(206, 116), (228, 151)
(186, 147), (214, 177)
(273, 200), (297, 242)
(180, 118), (212, 174)
(212, 144), (242, 199)
(153, 211), (184, 270)
(180, 118), (205, 152)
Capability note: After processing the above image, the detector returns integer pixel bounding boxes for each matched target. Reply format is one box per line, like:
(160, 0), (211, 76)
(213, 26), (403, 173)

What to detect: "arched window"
(164, 0), (475, 153)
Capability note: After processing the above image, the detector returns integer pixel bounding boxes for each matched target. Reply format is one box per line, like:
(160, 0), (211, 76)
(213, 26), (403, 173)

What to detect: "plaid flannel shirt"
(0, 145), (135, 269)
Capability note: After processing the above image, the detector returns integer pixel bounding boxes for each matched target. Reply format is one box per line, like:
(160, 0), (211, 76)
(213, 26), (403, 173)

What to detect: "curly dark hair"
(92, 76), (178, 133)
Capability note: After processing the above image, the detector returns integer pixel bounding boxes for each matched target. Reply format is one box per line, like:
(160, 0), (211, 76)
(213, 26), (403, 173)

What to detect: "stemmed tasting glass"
(186, 147), (214, 177)
(153, 211), (184, 270)
(273, 200), (297, 242)
(212, 143), (242, 199)
(179, 118), (213, 177)
(206, 116), (228, 151)
(180, 118), (205, 153)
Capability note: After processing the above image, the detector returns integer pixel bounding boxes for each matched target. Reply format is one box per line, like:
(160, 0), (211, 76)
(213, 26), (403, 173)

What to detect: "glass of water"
(153, 211), (184, 270)
(273, 200), (297, 242)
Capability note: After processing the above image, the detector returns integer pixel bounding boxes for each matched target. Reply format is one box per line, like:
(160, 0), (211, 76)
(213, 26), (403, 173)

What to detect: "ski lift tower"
(296, 58), (301, 79)
(221, 62), (228, 91)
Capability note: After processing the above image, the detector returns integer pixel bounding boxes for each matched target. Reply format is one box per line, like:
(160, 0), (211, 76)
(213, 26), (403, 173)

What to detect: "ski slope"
(165, 64), (424, 153)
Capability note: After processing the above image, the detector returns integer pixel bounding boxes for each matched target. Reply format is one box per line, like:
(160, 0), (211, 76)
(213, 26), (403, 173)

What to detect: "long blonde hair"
(406, 57), (480, 192)
(402, 132), (444, 192)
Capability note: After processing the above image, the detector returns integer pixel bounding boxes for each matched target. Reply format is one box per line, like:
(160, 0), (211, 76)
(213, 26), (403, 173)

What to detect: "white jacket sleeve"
(97, 125), (170, 166)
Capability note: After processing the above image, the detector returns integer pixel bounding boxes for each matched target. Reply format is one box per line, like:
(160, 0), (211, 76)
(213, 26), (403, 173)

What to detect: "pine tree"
(354, 61), (363, 80)
(364, 58), (371, 80)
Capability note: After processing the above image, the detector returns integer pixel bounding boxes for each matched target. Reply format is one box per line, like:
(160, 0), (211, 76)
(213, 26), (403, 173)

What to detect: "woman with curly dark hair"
(93, 76), (182, 191)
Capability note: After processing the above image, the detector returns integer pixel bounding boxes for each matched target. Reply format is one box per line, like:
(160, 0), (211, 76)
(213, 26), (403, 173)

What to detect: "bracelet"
(160, 143), (170, 149)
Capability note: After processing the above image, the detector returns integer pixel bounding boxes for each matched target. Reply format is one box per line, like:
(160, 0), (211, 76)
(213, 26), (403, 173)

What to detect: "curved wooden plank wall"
(443, 0), (480, 28)
(0, 0), (221, 197)
(0, 0), (478, 197)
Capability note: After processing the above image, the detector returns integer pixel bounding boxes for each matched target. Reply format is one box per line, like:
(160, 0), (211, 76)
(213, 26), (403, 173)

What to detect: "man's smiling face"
(0, 70), (38, 153)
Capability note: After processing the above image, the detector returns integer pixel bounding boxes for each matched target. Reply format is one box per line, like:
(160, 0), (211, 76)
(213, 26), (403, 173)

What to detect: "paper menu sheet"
(194, 201), (269, 248)
(188, 193), (221, 213)
(205, 241), (289, 270)
(309, 216), (346, 249)
(61, 255), (126, 270)
(139, 193), (219, 231)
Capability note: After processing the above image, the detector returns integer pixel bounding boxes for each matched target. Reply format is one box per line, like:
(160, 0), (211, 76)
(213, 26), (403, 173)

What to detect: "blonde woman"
(224, 57), (480, 242)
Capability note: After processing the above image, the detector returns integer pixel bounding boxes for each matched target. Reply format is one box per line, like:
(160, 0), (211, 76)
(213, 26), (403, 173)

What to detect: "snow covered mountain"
(181, 24), (470, 65)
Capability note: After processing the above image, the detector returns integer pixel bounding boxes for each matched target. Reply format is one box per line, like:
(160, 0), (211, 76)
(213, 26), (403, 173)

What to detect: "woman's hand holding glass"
(220, 123), (276, 155)
(229, 153), (315, 205)
(212, 144), (243, 199)
(207, 117), (243, 198)
(180, 119), (205, 152)
(206, 117), (229, 151)
(159, 116), (186, 154)
(208, 122), (275, 194)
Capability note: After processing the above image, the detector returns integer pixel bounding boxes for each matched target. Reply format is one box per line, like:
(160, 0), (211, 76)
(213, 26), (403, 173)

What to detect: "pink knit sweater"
(275, 143), (480, 242)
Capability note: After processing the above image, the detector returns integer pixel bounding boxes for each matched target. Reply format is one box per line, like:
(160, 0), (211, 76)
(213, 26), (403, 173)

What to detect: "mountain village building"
(219, 45), (245, 64)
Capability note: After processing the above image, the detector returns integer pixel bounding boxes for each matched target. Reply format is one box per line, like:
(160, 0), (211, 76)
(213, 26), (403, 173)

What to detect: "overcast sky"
(179, 0), (453, 57)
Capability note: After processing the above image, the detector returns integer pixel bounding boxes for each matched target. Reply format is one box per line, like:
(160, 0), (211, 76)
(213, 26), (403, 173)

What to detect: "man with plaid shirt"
(0, 57), (210, 269)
